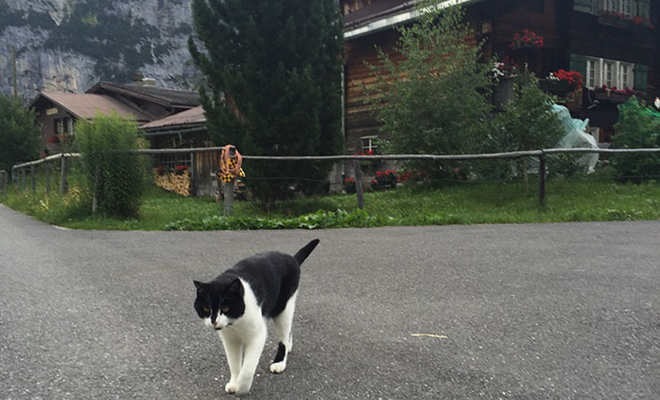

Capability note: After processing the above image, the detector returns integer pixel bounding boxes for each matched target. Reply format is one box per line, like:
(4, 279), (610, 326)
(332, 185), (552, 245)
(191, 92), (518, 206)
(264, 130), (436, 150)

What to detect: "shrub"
(611, 97), (660, 182)
(368, 2), (493, 184)
(75, 113), (150, 218)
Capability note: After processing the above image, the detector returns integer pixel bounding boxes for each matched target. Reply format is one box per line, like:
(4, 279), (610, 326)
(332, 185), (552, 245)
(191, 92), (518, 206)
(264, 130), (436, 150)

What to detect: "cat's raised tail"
(293, 239), (320, 265)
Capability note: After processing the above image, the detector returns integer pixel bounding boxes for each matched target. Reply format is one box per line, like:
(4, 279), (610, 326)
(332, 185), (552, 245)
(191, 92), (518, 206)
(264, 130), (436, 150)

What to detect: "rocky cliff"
(0, 0), (201, 101)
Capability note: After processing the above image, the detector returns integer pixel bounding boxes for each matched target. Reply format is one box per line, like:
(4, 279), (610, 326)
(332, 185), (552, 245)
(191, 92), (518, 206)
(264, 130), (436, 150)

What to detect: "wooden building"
(139, 106), (219, 197)
(30, 80), (201, 156)
(341, 0), (659, 152)
(30, 91), (151, 155)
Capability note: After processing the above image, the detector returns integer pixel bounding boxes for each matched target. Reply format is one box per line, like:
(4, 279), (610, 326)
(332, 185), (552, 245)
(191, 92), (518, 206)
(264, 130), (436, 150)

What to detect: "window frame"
(584, 56), (635, 90)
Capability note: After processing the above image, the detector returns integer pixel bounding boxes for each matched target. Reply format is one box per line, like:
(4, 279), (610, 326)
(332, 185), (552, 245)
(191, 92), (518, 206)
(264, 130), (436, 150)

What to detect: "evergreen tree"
(0, 95), (40, 172)
(189, 0), (344, 203)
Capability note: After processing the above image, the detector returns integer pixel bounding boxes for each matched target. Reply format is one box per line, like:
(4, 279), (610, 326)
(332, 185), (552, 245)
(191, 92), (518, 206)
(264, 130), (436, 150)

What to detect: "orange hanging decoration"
(218, 145), (245, 183)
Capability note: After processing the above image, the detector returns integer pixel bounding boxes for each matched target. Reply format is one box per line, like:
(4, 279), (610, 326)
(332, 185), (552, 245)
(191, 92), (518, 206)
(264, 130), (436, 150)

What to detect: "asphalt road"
(1, 204), (659, 400)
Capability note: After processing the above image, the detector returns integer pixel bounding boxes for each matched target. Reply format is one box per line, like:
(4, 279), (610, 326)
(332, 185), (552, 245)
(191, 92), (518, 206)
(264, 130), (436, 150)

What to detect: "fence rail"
(9, 147), (660, 213)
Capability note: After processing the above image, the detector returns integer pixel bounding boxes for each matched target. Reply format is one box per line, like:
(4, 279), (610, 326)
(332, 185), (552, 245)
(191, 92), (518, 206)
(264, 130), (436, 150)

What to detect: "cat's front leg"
(221, 336), (243, 394)
(234, 328), (267, 394)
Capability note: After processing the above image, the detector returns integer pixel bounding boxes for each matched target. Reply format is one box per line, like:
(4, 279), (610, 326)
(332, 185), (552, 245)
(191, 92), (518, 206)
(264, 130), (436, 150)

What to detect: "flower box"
(593, 88), (632, 104)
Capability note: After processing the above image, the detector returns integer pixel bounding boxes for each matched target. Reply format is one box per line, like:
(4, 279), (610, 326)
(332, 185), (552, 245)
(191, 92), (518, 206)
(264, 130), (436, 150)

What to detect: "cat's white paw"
(270, 361), (287, 374)
(225, 381), (239, 394)
(234, 377), (253, 394)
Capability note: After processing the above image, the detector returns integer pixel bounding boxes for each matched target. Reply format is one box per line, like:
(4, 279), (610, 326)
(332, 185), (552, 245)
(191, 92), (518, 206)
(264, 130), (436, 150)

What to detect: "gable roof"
(140, 105), (206, 133)
(32, 92), (151, 122)
(86, 82), (201, 108)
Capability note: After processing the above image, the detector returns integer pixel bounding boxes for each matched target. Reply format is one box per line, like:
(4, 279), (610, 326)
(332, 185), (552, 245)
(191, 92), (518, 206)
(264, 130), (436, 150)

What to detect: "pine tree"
(189, 0), (344, 203)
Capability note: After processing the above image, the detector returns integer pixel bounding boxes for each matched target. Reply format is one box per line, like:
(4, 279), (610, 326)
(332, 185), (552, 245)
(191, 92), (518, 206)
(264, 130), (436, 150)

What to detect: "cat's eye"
(221, 307), (229, 313)
(203, 307), (210, 313)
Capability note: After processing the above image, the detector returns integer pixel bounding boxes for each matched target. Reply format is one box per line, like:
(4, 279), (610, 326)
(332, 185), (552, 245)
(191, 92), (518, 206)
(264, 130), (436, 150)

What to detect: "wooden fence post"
(31, 164), (36, 193)
(60, 155), (68, 195)
(354, 160), (365, 210)
(190, 151), (196, 197)
(45, 162), (51, 194)
(92, 163), (101, 214)
(0, 170), (6, 195)
(223, 180), (234, 217)
(538, 151), (547, 207)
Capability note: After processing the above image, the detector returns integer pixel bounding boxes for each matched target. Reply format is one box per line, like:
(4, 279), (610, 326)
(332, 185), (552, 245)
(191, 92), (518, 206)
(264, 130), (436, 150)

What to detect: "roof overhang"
(344, 0), (485, 40)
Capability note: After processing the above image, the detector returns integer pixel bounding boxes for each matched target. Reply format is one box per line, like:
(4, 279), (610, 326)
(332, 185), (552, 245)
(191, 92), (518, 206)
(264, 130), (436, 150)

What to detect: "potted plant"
(509, 29), (544, 50)
(374, 170), (398, 190)
(344, 177), (356, 194)
(543, 69), (583, 97)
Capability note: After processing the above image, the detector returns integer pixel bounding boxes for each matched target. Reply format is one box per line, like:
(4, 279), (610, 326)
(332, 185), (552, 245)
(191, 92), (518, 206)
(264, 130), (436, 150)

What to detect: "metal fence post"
(538, 151), (547, 207)
(354, 160), (365, 210)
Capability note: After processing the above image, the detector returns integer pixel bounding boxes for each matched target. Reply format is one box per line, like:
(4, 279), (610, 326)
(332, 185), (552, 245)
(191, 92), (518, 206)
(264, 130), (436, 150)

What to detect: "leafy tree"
(368, 2), (493, 183)
(611, 97), (660, 182)
(75, 113), (150, 218)
(489, 75), (564, 192)
(189, 0), (344, 203)
(0, 95), (41, 172)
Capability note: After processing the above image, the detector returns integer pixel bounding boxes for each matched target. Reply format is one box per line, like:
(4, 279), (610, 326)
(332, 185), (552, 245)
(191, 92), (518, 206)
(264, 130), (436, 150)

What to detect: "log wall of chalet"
(344, 29), (401, 154)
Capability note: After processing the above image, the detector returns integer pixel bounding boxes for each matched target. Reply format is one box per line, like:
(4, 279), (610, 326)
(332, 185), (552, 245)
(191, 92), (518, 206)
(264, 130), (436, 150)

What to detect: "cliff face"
(0, 0), (201, 100)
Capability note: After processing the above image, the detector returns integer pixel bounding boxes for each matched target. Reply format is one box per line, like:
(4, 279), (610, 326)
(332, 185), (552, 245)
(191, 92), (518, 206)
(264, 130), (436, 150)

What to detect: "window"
(584, 57), (635, 89)
(594, 0), (634, 15)
(54, 117), (73, 137)
(621, 0), (632, 16)
(360, 136), (378, 155)
(619, 63), (633, 89)
(604, 61), (614, 87)
(587, 59), (597, 88)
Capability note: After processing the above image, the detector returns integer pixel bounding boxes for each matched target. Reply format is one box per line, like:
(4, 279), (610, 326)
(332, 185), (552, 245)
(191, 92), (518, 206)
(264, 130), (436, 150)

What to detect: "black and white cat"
(193, 239), (320, 395)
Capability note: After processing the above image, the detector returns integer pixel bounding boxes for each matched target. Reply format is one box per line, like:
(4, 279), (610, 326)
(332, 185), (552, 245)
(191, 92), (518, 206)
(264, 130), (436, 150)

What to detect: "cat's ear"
(193, 280), (208, 294)
(227, 278), (243, 295)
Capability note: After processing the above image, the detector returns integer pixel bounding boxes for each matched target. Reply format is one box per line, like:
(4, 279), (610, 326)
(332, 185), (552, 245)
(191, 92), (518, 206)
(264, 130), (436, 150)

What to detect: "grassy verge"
(2, 177), (659, 230)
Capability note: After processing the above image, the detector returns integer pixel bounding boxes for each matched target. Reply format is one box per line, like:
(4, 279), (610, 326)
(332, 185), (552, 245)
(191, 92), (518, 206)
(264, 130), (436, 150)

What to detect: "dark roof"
(344, 0), (414, 27)
(140, 106), (206, 133)
(343, 0), (486, 31)
(86, 82), (200, 108)
(32, 92), (151, 122)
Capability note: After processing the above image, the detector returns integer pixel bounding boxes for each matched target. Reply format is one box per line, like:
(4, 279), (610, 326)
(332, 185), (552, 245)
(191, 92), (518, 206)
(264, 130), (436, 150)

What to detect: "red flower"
(509, 29), (544, 50)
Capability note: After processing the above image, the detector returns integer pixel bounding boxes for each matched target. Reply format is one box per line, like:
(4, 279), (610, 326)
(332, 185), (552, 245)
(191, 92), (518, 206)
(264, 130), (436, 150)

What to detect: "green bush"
(368, 3), (493, 185)
(611, 97), (660, 182)
(75, 113), (150, 218)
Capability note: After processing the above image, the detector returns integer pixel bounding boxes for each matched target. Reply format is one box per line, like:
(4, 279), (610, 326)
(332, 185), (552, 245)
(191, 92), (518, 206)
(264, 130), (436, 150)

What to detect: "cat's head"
(193, 278), (245, 330)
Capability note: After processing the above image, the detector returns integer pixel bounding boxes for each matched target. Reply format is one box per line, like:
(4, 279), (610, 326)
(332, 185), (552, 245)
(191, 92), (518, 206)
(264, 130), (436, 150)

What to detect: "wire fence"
(8, 147), (660, 215)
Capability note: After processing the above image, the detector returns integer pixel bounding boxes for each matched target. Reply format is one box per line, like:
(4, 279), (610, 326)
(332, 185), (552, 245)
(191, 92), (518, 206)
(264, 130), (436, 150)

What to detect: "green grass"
(2, 176), (659, 230)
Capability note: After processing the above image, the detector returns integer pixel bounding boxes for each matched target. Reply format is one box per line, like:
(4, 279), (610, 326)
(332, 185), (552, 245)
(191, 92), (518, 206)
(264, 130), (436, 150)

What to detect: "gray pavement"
(0, 204), (659, 399)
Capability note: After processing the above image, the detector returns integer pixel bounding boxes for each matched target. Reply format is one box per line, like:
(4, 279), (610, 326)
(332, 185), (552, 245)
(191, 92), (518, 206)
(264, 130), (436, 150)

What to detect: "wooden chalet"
(341, 0), (659, 152)
(30, 79), (201, 155)
(30, 91), (152, 155)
